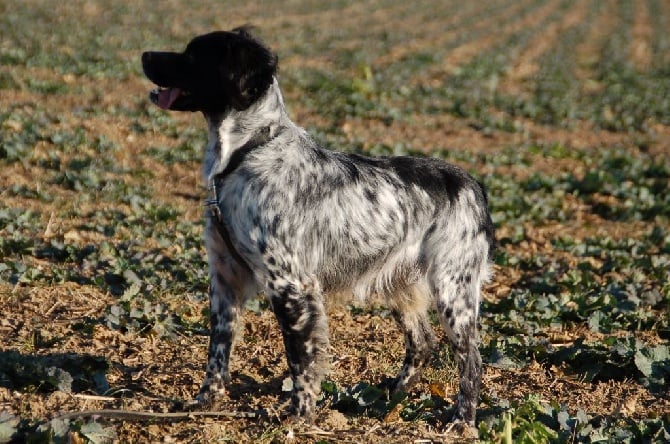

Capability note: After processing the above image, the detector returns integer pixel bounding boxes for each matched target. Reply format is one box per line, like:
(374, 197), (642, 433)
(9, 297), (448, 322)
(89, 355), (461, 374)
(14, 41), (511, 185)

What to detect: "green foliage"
(0, 105), (51, 161)
(1, 1), (669, 441)
(32, 418), (116, 444)
(480, 395), (558, 443)
(566, 149), (670, 221)
(284, 66), (403, 124)
(0, 351), (109, 394)
(548, 338), (669, 389)
(105, 282), (180, 337)
(479, 394), (670, 444)
(320, 381), (407, 417)
(483, 335), (670, 395)
(319, 380), (452, 424)
(0, 353), (115, 442)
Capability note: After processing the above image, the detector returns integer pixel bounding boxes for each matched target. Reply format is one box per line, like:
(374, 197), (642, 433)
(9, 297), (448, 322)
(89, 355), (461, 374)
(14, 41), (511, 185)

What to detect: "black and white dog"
(142, 27), (494, 427)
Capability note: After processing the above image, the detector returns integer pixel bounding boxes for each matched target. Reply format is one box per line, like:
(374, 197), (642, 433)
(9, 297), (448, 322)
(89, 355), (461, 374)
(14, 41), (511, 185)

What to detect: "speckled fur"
(142, 28), (495, 426)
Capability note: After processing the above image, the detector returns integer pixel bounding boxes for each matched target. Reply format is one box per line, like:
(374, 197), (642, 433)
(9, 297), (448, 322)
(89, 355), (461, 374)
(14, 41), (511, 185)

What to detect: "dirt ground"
(1, 0), (669, 442)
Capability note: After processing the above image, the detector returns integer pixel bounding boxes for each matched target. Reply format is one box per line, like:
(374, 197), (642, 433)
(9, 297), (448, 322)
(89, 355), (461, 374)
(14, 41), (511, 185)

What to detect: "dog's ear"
(228, 29), (278, 110)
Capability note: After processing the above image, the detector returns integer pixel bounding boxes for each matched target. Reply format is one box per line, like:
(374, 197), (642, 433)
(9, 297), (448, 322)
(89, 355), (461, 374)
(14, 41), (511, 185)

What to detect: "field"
(1, 0), (669, 442)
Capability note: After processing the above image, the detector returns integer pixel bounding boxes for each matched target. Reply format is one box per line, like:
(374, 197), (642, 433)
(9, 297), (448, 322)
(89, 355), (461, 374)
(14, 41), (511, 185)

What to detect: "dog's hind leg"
(196, 221), (255, 405)
(384, 287), (436, 392)
(267, 271), (330, 420)
(430, 263), (484, 426)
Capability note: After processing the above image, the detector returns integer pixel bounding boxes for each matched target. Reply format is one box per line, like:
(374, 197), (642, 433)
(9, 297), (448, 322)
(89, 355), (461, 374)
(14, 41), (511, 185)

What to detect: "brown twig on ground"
(52, 409), (264, 422)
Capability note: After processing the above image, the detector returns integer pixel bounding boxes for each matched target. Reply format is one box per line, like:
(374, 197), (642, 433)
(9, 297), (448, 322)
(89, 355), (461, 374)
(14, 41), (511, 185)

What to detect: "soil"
(1, 1), (669, 443)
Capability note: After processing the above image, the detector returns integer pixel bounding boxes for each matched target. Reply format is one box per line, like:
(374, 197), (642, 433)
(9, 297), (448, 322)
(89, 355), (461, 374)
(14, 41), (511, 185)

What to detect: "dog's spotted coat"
(142, 27), (495, 426)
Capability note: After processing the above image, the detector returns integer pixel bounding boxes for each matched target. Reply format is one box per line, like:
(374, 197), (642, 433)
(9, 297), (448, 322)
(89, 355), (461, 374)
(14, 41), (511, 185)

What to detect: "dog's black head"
(141, 27), (278, 113)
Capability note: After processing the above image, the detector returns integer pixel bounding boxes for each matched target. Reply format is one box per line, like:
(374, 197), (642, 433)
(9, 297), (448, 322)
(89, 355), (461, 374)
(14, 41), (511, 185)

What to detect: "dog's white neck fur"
(203, 77), (290, 183)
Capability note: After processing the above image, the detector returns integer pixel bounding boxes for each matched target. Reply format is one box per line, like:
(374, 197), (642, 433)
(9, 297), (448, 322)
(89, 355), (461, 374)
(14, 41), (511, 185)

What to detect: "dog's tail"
(475, 180), (496, 262)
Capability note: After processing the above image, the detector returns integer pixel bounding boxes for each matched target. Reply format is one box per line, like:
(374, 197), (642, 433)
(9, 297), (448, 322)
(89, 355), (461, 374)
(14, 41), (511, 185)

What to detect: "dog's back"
(217, 131), (493, 298)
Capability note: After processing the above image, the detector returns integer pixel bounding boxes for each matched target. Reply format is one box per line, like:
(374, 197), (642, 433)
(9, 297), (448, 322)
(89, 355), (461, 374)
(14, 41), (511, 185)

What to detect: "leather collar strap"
(204, 126), (276, 272)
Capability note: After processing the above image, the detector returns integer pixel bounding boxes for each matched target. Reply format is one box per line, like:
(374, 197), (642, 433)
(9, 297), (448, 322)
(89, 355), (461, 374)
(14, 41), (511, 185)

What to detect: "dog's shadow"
(227, 372), (288, 400)
(0, 350), (110, 394)
(0, 350), (187, 405)
(226, 373), (464, 425)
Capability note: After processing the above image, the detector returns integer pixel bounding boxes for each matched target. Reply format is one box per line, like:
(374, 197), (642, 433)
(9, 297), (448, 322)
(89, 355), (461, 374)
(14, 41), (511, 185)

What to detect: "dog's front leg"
(196, 221), (252, 405)
(268, 277), (330, 420)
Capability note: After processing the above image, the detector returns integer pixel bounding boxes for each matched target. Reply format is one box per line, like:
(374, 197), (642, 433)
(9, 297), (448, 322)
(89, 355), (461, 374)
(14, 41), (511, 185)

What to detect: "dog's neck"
(203, 77), (289, 183)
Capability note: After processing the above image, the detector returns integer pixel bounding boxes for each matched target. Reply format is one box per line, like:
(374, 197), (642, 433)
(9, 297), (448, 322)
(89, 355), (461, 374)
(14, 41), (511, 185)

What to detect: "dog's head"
(141, 27), (277, 113)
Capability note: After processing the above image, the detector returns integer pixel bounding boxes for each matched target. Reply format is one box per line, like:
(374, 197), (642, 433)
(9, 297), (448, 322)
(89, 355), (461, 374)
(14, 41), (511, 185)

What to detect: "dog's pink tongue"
(157, 88), (181, 109)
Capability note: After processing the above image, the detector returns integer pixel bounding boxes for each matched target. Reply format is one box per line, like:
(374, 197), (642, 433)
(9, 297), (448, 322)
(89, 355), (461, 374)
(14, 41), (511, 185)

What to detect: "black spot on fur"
(364, 187), (377, 203)
(332, 152), (470, 205)
(458, 274), (472, 285)
(270, 214), (281, 235)
(388, 156), (468, 204)
(257, 237), (267, 254)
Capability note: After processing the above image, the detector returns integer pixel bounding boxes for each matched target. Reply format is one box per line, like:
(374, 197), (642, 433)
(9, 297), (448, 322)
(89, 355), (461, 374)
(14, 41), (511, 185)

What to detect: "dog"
(141, 27), (495, 427)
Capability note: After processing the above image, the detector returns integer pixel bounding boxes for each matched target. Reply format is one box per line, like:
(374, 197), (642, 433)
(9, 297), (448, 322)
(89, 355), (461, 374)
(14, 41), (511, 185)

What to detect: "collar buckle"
(204, 180), (222, 221)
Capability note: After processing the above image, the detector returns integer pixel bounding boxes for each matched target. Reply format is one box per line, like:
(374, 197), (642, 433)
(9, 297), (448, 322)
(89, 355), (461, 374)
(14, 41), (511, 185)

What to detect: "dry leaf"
(429, 383), (447, 399)
(383, 403), (404, 423)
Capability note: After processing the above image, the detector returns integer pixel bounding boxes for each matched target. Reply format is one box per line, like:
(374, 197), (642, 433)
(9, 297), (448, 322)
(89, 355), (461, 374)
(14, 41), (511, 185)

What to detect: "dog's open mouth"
(150, 87), (188, 110)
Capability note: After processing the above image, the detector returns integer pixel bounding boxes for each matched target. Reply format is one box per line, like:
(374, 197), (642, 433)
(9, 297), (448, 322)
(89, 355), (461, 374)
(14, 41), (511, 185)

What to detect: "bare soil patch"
(630, 0), (654, 71)
(1, 1), (668, 442)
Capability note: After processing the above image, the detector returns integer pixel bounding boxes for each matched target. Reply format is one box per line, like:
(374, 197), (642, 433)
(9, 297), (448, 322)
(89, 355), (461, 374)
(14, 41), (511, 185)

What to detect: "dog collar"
(204, 125), (277, 222)
(205, 180), (223, 222)
(203, 126), (279, 273)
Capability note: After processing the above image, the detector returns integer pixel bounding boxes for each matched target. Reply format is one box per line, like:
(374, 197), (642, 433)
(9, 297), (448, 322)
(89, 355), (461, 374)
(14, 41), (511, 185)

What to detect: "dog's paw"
(266, 394), (316, 424)
(278, 407), (314, 427)
(443, 418), (478, 439)
(189, 381), (227, 409)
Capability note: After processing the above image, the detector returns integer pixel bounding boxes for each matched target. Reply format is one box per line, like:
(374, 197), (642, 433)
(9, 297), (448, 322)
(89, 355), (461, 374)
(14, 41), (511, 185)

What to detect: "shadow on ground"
(0, 350), (109, 395)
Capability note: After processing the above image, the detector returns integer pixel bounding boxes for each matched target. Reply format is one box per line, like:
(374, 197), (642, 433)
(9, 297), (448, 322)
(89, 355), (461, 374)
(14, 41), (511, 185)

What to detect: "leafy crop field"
(1, 0), (669, 442)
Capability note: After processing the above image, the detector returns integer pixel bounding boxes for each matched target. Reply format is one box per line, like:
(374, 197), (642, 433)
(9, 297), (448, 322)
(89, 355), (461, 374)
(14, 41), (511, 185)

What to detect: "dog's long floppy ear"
(228, 27), (278, 110)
